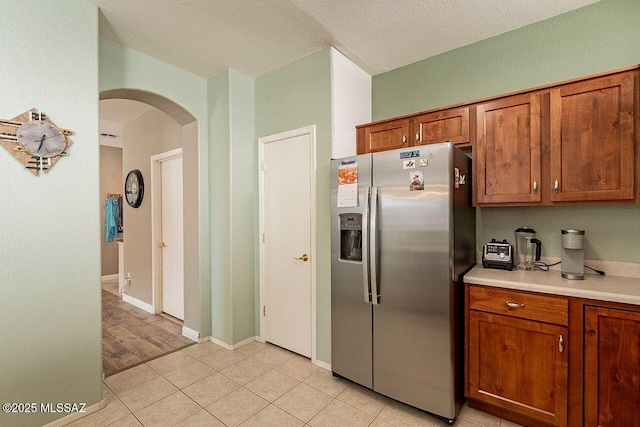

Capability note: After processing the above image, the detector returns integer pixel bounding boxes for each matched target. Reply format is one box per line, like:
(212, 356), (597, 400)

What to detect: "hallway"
(102, 280), (194, 376)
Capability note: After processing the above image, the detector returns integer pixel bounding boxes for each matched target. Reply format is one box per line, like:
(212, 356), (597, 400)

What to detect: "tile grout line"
(239, 348), (356, 425)
(103, 382), (136, 427)
(105, 341), (497, 427)
(174, 388), (224, 427)
(217, 346), (328, 425)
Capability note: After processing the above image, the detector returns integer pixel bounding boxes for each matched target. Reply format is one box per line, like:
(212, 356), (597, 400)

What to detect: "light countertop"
(464, 265), (640, 306)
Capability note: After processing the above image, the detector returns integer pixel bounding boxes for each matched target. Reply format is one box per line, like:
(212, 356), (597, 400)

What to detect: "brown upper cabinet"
(358, 118), (410, 153)
(476, 70), (637, 206)
(356, 107), (470, 154)
(475, 94), (541, 204)
(549, 72), (635, 202)
(355, 66), (638, 206)
(412, 106), (470, 147)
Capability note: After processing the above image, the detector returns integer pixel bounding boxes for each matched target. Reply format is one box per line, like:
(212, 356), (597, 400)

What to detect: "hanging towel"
(105, 196), (118, 242)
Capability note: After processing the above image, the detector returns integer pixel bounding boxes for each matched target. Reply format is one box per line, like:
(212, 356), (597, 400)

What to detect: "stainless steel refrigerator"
(330, 142), (475, 422)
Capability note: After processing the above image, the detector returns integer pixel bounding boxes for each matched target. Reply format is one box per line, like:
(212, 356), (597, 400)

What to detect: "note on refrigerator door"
(338, 184), (358, 207)
(337, 160), (358, 207)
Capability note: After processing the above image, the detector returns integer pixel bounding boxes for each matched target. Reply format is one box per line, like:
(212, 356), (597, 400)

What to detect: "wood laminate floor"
(102, 283), (194, 377)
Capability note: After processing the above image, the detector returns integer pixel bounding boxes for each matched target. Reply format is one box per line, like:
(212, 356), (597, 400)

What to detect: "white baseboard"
(234, 336), (256, 349)
(182, 326), (200, 343)
(207, 336), (257, 350)
(207, 336), (324, 369)
(208, 336), (234, 350)
(101, 274), (118, 282)
(255, 336), (323, 368)
(43, 398), (106, 427)
(122, 293), (153, 313)
(313, 359), (331, 371)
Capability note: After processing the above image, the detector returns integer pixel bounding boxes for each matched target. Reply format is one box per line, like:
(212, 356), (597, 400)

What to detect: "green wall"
(479, 205), (640, 262)
(0, 2), (102, 426)
(373, 0), (640, 120)
(255, 48), (333, 363)
(230, 71), (257, 343)
(208, 71), (233, 342)
(372, 0), (640, 262)
(208, 70), (256, 345)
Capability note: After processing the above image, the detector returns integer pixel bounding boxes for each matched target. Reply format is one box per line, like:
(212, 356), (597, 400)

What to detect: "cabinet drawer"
(469, 285), (568, 326)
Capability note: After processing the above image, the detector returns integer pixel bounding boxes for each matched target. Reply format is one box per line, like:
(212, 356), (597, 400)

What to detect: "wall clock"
(125, 169), (144, 208)
(0, 109), (72, 175)
(17, 120), (67, 158)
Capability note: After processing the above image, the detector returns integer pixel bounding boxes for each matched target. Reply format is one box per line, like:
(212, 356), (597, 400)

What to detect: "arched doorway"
(99, 89), (201, 375)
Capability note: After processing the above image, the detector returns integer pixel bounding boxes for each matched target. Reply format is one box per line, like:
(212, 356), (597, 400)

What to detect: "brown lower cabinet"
(465, 284), (640, 427)
(468, 312), (568, 425)
(584, 306), (640, 427)
(466, 285), (568, 426)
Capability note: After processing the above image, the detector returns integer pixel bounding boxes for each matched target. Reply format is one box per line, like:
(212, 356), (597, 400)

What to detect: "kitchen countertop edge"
(464, 266), (640, 306)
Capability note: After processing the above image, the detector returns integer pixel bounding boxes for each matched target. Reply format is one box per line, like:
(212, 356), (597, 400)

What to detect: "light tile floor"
(70, 341), (522, 427)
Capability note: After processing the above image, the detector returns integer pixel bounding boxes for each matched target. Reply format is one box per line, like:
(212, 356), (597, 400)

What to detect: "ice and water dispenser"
(339, 213), (362, 262)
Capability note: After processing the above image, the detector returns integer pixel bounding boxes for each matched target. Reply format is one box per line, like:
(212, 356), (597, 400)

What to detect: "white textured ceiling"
(99, 99), (154, 125)
(92, 0), (598, 78)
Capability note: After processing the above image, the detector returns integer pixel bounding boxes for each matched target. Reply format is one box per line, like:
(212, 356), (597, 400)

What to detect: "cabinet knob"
(402, 134), (407, 144)
(559, 334), (564, 353)
(533, 180), (538, 194)
(415, 132), (420, 142)
(554, 179), (559, 193)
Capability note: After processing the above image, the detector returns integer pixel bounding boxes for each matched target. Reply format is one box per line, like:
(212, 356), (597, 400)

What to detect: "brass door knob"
(159, 242), (166, 248)
(294, 253), (309, 262)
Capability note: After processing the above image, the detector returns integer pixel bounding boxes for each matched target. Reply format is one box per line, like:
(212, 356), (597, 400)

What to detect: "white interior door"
(262, 130), (313, 358)
(161, 156), (184, 320)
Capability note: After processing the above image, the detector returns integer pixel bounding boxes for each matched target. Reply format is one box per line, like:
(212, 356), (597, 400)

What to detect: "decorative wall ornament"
(0, 108), (73, 175)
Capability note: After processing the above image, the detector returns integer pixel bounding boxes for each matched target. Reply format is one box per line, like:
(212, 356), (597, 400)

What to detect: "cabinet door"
(476, 94), (541, 204)
(361, 119), (410, 153)
(585, 306), (640, 427)
(468, 311), (568, 426)
(550, 72), (635, 202)
(413, 107), (469, 146)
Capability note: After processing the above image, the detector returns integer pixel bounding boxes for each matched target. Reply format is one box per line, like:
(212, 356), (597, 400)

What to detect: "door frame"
(150, 147), (183, 315)
(258, 125), (317, 363)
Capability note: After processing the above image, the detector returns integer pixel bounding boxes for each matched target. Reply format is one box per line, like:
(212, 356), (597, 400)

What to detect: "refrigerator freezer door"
(372, 144), (456, 418)
(331, 154), (373, 388)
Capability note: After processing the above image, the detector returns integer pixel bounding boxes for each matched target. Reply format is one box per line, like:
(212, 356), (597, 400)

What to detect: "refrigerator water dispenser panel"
(339, 213), (362, 262)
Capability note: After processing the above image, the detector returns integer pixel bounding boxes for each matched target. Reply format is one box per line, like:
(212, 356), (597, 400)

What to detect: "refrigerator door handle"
(370, 186), (380, 305)
(362, 186), (371, 303)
